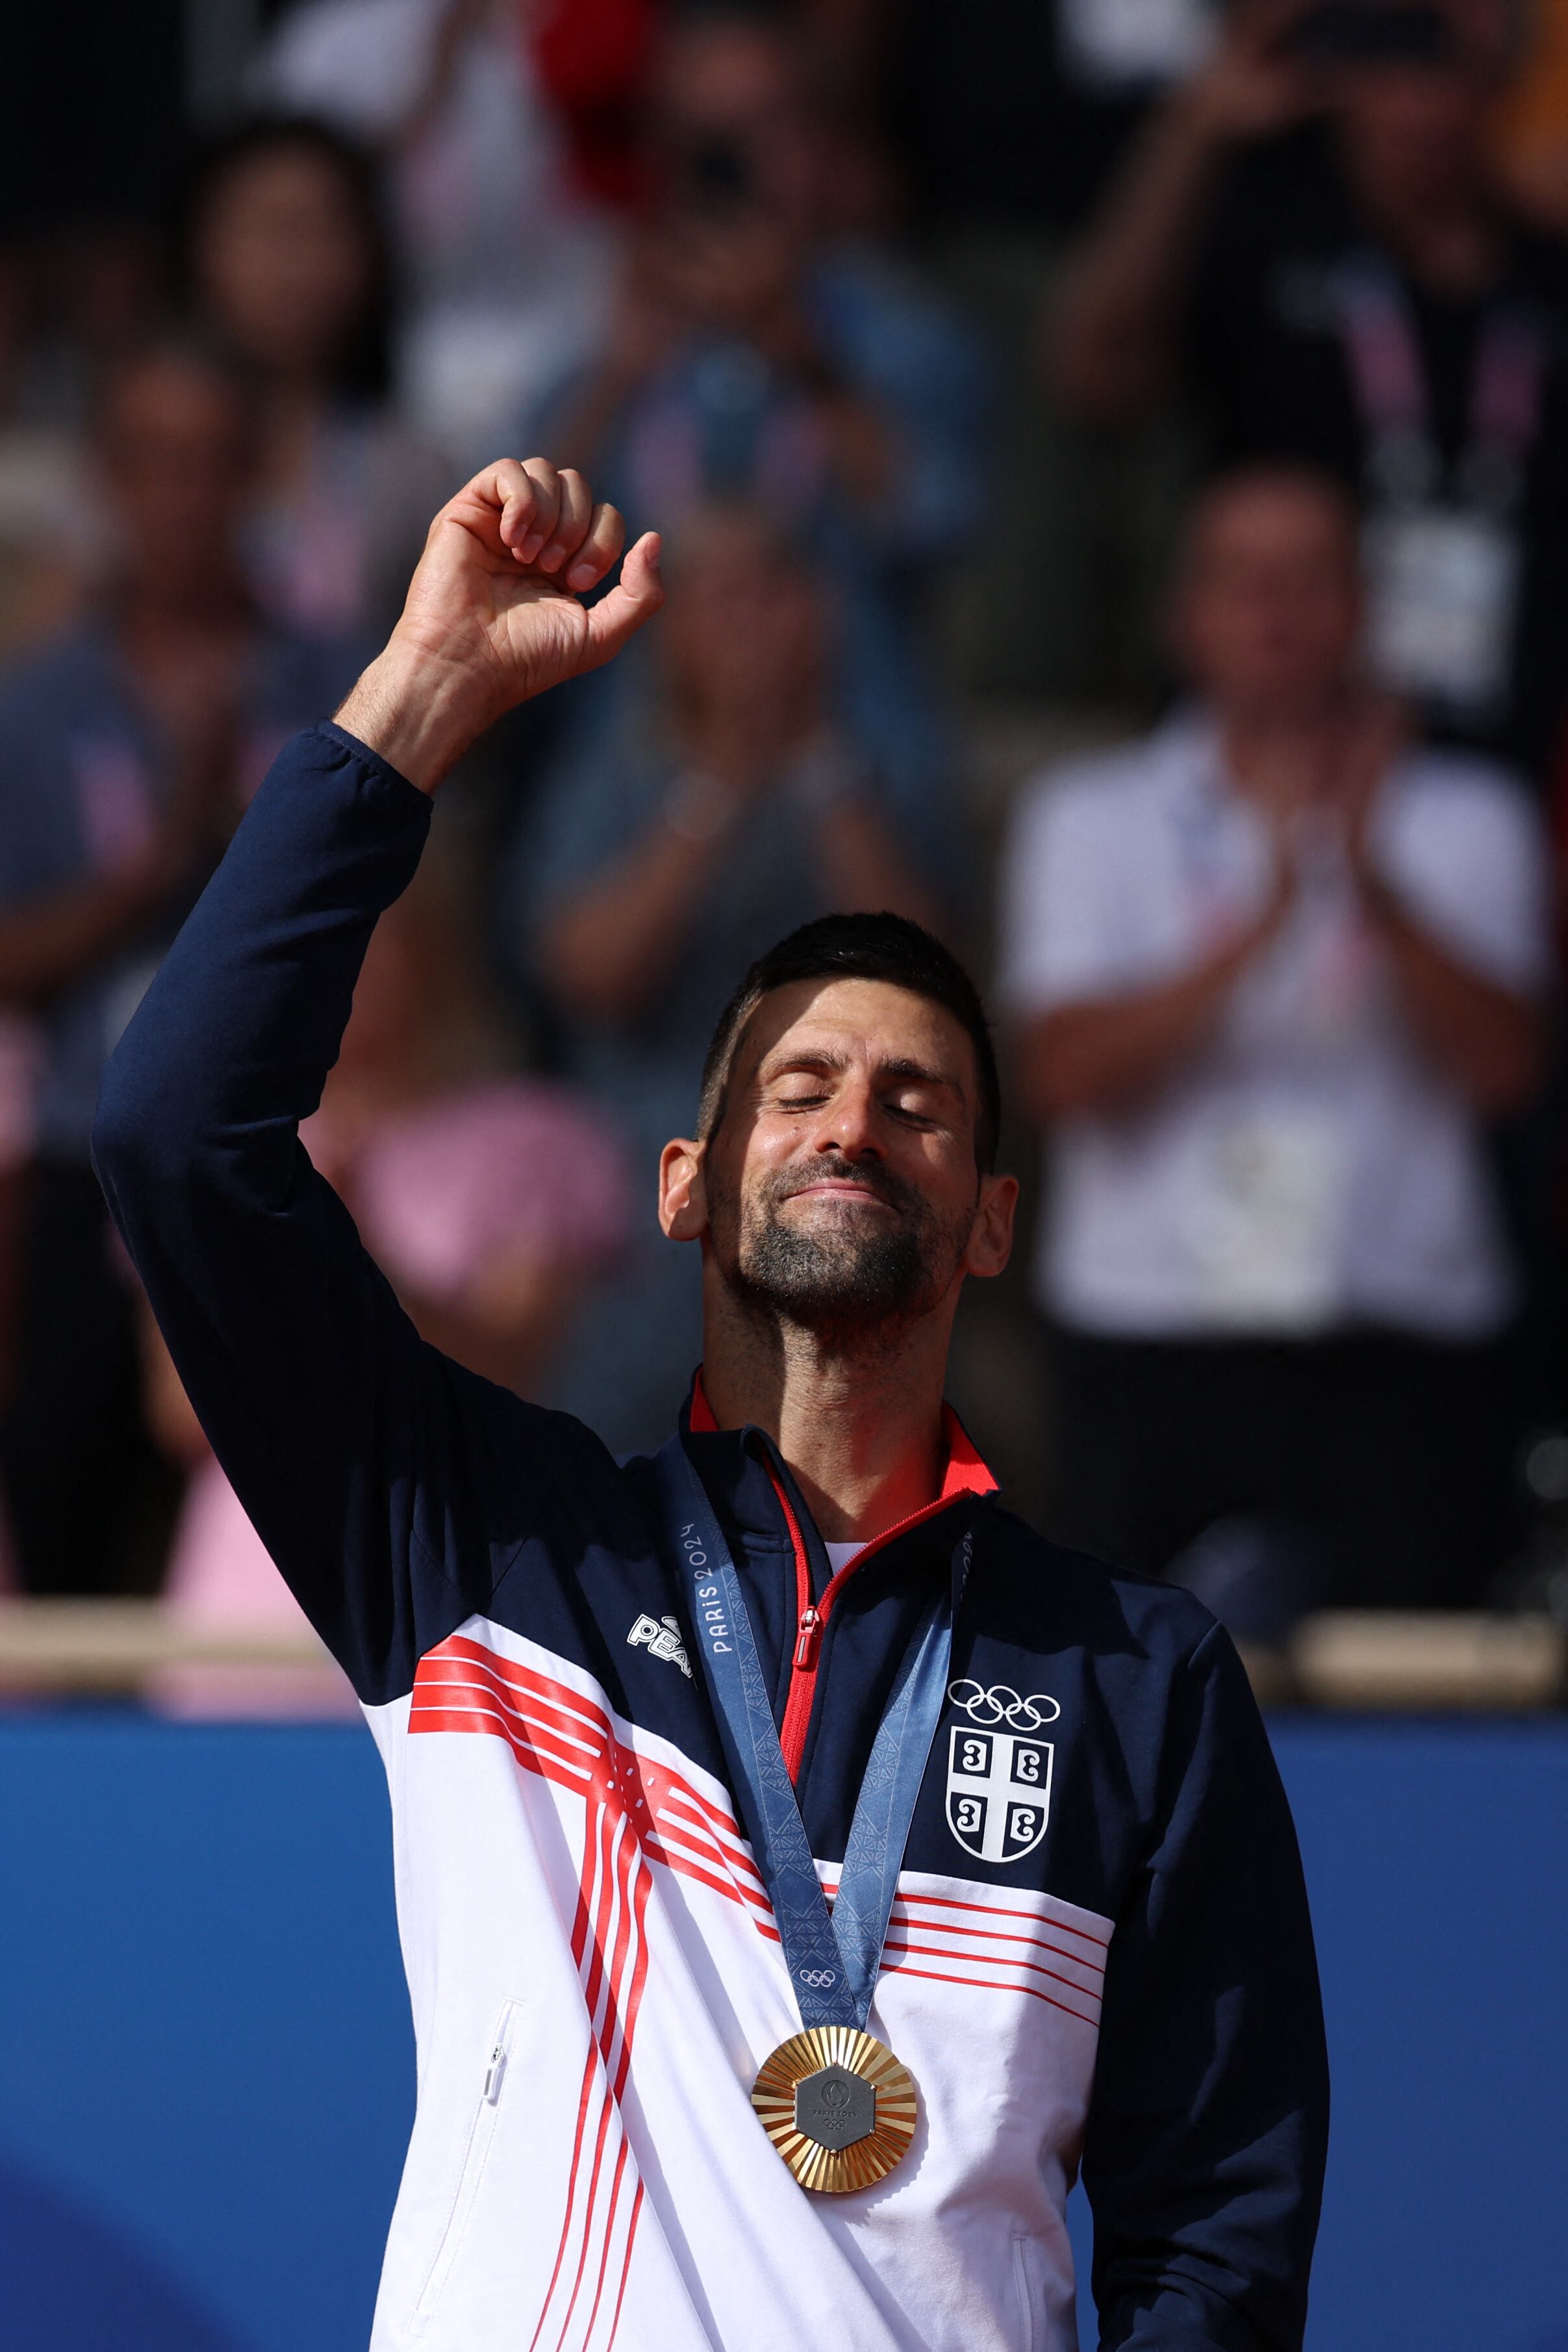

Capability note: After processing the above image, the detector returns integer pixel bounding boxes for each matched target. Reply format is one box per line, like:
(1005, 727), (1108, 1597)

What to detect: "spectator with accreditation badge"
(1000, 465), (1550, 1613)
(1056, 0), (1568, 782)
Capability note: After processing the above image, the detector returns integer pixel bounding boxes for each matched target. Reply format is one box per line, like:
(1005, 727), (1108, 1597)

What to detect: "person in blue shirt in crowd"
(514, 499), (952, 1458)
(529, 2), (989, 807)
(0, 337), (362, 1593)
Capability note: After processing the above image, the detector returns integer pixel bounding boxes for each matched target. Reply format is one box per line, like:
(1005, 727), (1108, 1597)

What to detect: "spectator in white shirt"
(999, 465), (1552, 1612)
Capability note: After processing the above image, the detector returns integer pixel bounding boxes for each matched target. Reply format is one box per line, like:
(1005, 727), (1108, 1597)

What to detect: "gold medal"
(751, 2025), (918, 2194)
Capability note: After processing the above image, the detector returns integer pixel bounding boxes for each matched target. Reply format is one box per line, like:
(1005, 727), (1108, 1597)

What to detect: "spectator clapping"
(1000, 466), (1551, 1617)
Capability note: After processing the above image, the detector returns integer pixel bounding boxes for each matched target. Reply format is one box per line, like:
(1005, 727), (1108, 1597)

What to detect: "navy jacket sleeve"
(1083, 1623), (1330, 2351)
(92, 724), (596, 1706)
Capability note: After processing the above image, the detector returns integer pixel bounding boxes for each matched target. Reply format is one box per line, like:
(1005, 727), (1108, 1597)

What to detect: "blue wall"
(1, 1713), (1564, 2351)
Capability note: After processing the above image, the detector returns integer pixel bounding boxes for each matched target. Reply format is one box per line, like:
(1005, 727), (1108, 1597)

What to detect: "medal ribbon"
(653, 1436), (959, 2032)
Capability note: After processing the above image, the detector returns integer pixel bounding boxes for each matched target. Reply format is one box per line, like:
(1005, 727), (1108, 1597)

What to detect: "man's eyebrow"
(756, 1046), (850, 1083)
(879, 1056), (966, 1098)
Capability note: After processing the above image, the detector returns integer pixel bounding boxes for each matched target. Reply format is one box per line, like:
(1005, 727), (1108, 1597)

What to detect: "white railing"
(0, 1600), (333, 1693)
(0, 1599), (1561, 1711)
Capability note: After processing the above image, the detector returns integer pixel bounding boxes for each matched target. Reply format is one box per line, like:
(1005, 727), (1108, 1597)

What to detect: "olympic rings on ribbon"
(946, 1680), (1061, 1730)
(796, 1968), (839, 1990)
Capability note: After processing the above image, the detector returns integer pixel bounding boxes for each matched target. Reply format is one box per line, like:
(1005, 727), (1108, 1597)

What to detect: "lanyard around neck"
(653, 1435), (963, 2033)
(1335, 252), (1544, 511)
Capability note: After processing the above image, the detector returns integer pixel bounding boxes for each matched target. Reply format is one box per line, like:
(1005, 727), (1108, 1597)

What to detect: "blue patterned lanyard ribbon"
(653, 1437), (959, 2033)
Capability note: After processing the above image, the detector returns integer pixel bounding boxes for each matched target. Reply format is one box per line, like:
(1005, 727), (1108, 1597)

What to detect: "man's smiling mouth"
(782, 1180), (897, 1208)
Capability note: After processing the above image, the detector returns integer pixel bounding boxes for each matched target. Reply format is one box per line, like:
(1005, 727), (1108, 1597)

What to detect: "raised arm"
(92, 462), (663, 1702)
(1051, 7), (1309, 423)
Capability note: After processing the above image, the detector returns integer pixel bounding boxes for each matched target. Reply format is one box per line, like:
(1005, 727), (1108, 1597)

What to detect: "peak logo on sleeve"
(944, 1682), (1058, 1864)
(627, 1613), (692, 1678)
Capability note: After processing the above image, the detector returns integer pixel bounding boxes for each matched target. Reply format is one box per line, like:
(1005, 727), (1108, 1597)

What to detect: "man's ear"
(963, 1172), (1018, 1281)
(659, 1137), (709, 1241)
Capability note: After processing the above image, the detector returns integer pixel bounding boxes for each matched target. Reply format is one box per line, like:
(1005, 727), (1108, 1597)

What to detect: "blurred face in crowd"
(1332, 57), (1487, 225)
(194, 140), (372, 383)
(651, 18), (822, 244)
(1175, 475), (1363, 724)
(676, 977), (1014, 1335)
(662, 510), (825, 726)
(97, 355), (255, 603)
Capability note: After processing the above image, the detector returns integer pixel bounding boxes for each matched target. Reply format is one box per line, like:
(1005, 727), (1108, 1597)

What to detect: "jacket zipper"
(687, 1380), (994, 1782)
(770, 1466), (837, 1782)
(414, 1999), (521, 2321)
(768, 1463), (979, 1783)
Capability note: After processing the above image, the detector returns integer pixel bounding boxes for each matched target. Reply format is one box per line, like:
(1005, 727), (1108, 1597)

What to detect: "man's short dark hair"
(697, 913), (1002, 1172)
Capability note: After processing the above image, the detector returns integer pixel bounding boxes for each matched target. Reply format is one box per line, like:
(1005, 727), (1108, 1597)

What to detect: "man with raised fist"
(96, 459), (1326, 2351)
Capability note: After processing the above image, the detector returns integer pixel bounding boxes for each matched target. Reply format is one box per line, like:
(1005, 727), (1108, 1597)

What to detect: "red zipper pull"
(793, 1605), (822, 1671)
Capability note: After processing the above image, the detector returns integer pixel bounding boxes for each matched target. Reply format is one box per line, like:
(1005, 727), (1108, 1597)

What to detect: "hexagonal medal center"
(793, 2061), (876, 2151)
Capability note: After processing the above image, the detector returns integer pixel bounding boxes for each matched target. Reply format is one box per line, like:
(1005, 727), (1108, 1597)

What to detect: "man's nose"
(813, 1082), (881, 1159)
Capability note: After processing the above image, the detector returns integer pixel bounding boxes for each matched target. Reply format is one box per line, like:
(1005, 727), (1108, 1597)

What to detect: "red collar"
(686, 1369), (996, 1781)
(685, 1369), (998, 1524)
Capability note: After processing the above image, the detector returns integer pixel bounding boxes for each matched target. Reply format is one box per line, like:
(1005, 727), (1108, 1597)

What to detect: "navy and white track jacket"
(94, 726), (1329, 2352)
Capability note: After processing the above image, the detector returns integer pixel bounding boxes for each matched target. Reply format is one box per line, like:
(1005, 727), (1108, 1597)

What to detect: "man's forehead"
(740, 977), (973, 1084)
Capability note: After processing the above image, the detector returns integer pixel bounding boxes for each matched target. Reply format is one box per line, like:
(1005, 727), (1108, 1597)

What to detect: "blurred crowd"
(4, 0), (1568, 1678)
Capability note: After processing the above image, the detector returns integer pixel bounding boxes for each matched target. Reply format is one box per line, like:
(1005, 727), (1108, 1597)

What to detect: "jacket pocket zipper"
(414, 1999), (522, 2325)
(1011, 2234), (1037, 2352)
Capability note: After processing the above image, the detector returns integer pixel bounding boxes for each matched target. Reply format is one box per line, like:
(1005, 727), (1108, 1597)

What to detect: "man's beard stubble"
(716, 1156), (972, 1337)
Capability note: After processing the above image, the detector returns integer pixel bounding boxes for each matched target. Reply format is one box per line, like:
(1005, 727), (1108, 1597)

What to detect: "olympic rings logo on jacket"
(946, 1680), (1061, 1731)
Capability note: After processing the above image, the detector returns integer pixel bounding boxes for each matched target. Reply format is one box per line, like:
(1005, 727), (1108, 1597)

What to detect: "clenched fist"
(336, 459), (664, 793)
